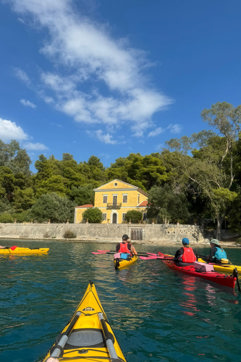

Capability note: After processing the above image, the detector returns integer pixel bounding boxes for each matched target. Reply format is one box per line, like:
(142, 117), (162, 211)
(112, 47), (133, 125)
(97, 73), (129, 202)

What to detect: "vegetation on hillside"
(1, 102), (241, 237)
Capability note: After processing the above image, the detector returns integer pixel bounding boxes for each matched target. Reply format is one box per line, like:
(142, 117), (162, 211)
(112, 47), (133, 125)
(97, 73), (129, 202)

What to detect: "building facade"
(74, 179), (148, 224)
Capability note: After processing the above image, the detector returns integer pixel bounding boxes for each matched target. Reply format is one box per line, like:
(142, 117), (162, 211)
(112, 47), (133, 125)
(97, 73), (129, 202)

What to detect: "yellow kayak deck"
(43, 282), (126, 362)
(114, 255), (138, 270)
(198, 258), (241, 274)
(0, 247), (49, 255)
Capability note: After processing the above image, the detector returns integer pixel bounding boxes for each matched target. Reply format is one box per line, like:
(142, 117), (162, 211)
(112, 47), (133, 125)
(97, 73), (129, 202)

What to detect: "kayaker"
(116, 234), (132, 254)
(174, 238), (197, 265)
(208, 239), (228, 262)
(0, 245), (17, 250)
(127, 238), (138, 255)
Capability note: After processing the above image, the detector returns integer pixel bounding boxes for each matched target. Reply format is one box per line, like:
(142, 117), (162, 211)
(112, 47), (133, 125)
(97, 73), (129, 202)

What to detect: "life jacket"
(214, 247), (227, 261)
(181, 247), (196, 263)
(119, 242), (131, 254)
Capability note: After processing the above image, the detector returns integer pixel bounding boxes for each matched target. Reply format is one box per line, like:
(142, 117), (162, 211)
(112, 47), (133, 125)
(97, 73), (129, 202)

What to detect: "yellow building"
(74, 179), (148, 224)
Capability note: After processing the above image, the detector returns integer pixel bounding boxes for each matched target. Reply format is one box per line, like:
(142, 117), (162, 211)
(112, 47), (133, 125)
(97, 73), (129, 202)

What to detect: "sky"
(1, 0), (241, 172)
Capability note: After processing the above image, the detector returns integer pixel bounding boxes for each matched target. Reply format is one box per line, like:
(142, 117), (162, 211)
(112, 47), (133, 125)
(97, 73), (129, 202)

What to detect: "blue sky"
(1, 0), (241, 171)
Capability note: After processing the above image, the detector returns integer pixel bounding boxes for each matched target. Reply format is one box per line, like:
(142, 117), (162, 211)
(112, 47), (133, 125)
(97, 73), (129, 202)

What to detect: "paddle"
(98, 312), (123, 361)
(139, 252), (174, 261)
(233, 268), (241, 292)
(49, 311), (81, 358)
(92, 250), (151, 257)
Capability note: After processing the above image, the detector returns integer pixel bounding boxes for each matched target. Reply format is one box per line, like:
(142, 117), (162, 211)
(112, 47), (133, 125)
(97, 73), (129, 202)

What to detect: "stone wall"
(0, 223), (207, 245)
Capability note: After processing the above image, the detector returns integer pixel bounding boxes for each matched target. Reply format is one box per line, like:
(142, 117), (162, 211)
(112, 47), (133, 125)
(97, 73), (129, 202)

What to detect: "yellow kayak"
(114, 254), (138, 270)
(198, 258), (241, 274)
(43, 282), (126, 362)
(0, 247), (49, 255)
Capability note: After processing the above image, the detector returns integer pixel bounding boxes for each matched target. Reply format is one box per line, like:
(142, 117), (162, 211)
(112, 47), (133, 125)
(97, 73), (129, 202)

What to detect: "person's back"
(116, 234), (131, 254)
(174, 238), (196, 265)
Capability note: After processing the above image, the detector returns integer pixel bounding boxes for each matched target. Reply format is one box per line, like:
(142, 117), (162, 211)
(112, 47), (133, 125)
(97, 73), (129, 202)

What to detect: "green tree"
(69, 184), (94, 205)
(30, 193), (74, 223)
(78, 156), (106, 185)
(13, 187), (35, 212)
(0, 140), (31, 175)
(0, 166), (15, 202)
(34, 175), (67, 198)
(107, 153), (167, 190)
(166, 102), (241, 238)
(147, 185), (190, 224)
(82, 207), (102, 223)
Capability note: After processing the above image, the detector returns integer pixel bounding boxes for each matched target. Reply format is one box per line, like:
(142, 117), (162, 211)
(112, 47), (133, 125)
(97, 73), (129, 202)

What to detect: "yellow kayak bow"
(43, 281), (126, 362)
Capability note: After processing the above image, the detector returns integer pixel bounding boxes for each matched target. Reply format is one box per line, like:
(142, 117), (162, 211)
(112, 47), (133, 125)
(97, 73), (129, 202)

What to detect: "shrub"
(125, 210), (143, 223)
(63, 230), (76, 238)
(0, 213), (14, 223)
(30, 193), (74, 223)
(83, 207), (102, 223)
(12, 210), (32, 223)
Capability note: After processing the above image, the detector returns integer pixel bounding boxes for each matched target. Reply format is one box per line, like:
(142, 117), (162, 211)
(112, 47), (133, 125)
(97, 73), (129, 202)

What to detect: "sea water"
(1, 240), (241, 362)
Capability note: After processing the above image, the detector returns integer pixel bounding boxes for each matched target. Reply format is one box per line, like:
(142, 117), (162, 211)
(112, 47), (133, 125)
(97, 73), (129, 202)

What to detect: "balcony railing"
(106, 203), (122, 209)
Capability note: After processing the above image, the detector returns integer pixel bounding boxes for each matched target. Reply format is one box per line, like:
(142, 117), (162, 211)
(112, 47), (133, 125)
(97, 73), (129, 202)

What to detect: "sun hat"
(182, 238), (189, 245)
(210, 239), (220, 246)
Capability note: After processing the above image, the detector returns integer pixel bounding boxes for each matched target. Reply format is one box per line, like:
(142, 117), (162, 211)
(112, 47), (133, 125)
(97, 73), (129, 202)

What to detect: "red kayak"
(158, 252), (236, 289)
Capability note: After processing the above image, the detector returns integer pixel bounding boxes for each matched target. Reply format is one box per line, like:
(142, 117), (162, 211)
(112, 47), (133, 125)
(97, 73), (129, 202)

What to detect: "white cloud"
(24, 142), (48, 151)
(9, 0), (173, 137)
(0, 118), (28, 142)
(94, 129), (117, 144)
(148, 127), (164, 137)
(168, 124), (182, 134)
(0, 117), (47, 152)
(14, 68), (31, 86)
(20, 99), (36, 108)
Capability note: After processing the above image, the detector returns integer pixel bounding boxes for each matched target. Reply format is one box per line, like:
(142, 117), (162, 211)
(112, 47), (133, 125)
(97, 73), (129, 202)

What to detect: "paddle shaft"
(98, 313), (120, 360)
(50, 311), (81, 358)
(93, 250), (152, 257)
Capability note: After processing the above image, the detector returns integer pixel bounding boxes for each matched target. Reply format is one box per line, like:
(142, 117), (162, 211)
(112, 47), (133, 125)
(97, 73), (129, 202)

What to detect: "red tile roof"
(137, 200), (148, 207)
(75, 204), (93, 208)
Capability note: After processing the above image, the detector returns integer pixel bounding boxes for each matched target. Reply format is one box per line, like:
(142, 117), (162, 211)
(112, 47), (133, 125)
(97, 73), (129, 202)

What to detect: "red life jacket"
(181, 247), (196, 263)
(119, 242), (131, 254)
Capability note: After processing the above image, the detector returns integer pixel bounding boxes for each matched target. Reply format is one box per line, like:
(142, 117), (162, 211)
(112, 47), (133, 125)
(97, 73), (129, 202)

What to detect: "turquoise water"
(1, 240), (241, 362)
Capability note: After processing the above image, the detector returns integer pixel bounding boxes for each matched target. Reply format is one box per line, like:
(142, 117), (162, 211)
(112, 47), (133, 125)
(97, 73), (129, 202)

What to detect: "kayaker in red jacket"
(174, 238), (197, 265)
(116, 234), (131, 254)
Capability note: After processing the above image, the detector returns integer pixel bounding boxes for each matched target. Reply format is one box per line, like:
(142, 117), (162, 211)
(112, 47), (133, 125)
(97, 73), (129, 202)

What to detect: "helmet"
(122, 234), (129, 241)
(210, 239), (220, 246)
(182, 238), (189, 245)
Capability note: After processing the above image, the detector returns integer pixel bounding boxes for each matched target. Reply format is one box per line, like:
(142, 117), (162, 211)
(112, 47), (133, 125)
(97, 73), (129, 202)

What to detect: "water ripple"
(0, 241), (241, 361)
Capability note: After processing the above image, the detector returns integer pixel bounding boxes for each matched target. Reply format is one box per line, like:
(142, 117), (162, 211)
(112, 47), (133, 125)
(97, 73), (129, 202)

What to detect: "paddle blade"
(139, 255), (160, 260)
(92, 250), (113, 255)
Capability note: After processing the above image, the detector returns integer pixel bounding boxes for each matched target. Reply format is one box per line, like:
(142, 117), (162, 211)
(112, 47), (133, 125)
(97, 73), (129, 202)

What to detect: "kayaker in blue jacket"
(209, 239), (228, 262)
(174, 238), (197, 265)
